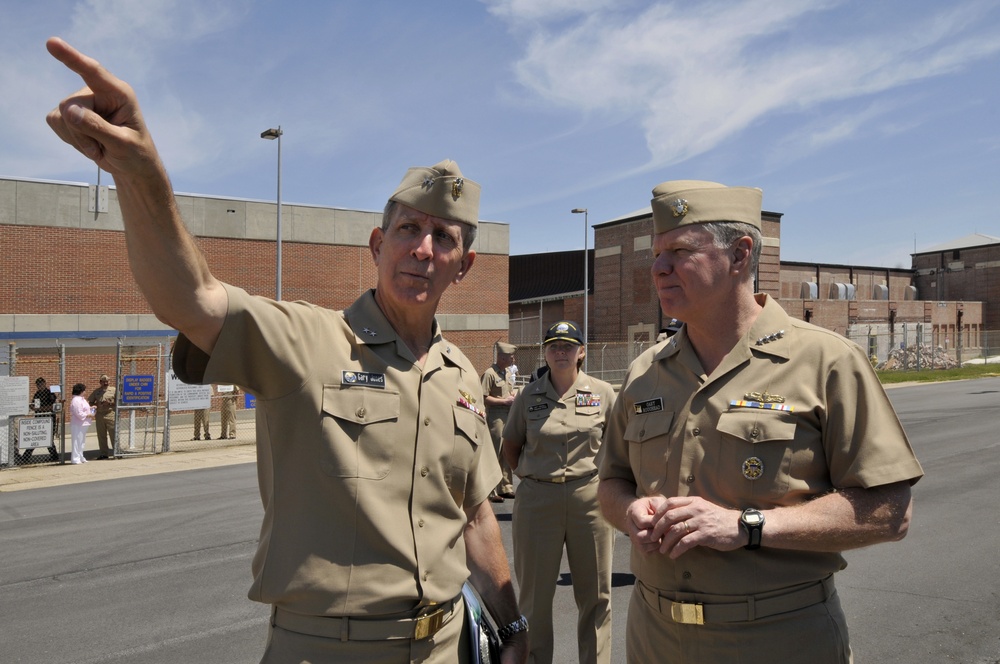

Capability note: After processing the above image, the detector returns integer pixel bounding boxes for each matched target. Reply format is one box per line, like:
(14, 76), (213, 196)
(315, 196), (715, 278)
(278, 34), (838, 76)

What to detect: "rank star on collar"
(362, 327), (377, 337)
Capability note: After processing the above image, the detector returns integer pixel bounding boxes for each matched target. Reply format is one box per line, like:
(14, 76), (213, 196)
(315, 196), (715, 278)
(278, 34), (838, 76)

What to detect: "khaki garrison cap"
(389, 159), (481, 227)
(650, 180), (762, 235)
(496, 342), (517, 355)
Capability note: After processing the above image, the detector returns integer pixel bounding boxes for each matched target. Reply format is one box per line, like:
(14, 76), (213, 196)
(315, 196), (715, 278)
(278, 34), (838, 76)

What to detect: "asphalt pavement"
(1, 378), (998, 663)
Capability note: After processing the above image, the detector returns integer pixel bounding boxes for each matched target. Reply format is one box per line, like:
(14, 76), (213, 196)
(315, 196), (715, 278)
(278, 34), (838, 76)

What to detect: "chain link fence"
(1, 342), (254, 473)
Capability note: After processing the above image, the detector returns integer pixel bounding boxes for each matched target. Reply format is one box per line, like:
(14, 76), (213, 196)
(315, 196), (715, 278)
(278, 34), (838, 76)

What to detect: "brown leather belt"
(271, 596), (459, 641)
(636, 576), (835, 625)
(530, 471), (597, 484)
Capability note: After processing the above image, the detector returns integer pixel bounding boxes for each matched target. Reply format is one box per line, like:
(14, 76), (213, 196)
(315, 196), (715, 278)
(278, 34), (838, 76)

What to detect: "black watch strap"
(740, 508), (765, 550)
(497, 615), (529, 642)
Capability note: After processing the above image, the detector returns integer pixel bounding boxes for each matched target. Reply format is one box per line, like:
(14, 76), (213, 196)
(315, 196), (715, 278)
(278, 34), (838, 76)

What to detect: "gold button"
(418, 519), (425, 528)
(356, 407), (366, 418)
(424, 417), (431, 426)
(420, 467), (429, 477)
(750, 428), (760, 438)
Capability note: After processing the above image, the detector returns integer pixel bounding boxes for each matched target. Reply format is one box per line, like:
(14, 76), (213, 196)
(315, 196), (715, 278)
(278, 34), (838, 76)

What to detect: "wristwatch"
(740, 508), (765, 550)
(497, 615), (529, 642)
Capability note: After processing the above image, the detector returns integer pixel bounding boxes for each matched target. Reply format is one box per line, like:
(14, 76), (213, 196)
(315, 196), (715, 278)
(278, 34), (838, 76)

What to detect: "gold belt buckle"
(414, 607), (445, 640)
(670, 601), (705, 625)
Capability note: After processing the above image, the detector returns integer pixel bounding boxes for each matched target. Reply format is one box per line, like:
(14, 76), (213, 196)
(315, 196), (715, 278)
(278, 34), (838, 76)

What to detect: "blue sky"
(3, 0), (999, 268)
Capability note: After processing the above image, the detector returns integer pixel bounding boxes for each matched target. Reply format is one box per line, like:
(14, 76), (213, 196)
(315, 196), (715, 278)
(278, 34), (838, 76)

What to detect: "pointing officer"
(46, 37), (527, 664)
(598, 180), (923, 663)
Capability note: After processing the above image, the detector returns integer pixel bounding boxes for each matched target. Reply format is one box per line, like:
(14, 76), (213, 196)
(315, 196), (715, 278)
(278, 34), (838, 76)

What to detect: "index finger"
(46, 36), (121, 93)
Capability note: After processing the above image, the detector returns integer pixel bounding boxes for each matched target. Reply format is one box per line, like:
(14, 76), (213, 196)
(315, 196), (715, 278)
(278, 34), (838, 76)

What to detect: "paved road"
(0, 379), (997, 663)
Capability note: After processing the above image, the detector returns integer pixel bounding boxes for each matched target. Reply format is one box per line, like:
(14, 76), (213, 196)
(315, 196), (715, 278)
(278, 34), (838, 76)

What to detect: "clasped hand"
(625, 495), (745, 559)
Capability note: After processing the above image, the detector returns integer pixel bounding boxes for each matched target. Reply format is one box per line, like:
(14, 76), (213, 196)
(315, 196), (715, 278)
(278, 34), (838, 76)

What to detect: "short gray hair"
(701, 221), (762, 275)
(381, 201), (477, 252)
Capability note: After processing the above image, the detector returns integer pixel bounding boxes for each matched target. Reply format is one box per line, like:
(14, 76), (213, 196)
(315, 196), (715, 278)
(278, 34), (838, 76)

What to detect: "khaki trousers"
(512, 474), (613, 664)
(95, 413), (115, 454)
(193, 408), (210, 437)
(626, 577), (853, 664)
(220, 399), (237, 437)
(488, 413), (514, 494)
(259, 597), (469, 664)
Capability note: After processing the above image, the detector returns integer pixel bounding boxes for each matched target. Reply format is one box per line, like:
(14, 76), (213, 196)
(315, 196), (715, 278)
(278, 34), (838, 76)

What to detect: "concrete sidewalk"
(0, 443), (256, 492)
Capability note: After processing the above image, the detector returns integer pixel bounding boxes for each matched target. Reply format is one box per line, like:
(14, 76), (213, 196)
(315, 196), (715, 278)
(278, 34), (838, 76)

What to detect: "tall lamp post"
(571, 208), (589, 372)
(260, 126), (283, 301)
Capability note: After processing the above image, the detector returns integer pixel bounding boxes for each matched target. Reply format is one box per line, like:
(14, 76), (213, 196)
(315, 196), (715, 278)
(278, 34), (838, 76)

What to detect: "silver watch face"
(743, 511), (764, 526)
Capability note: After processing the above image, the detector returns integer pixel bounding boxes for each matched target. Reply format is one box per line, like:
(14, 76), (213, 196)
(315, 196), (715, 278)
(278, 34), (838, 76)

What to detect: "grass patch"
(877, 363), (1000, 384)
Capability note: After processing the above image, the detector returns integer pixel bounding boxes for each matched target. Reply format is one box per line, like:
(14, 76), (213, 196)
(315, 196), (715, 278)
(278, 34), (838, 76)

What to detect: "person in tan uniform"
(503, 321), (616, 664)
(191, 406), (211, 440)
(88, 374), (117, 458)
(482, 341), (518, 502)
(218, 384), (239, 439)
(46, 38), (527, 664)
(598, 180), (924, 664)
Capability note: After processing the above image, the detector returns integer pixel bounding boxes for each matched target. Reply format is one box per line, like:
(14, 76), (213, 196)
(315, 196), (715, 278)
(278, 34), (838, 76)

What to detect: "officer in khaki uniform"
(88, 374), (117, 457)
(503, 321), (616, 664)
(218, 384), (239, 439)
(597, 180), (924, 664)
(47, 38), (528, 664)
(481, 341), (518, 501)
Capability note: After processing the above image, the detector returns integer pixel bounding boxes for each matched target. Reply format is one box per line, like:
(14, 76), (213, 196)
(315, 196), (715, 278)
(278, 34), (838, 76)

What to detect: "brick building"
(509, 206), (985, 381)
(0, 176), (511, 385)
(912, 233), (1000, 337)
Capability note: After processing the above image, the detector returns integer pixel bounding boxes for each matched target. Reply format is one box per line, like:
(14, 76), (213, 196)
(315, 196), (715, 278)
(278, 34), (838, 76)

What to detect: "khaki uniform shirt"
(173, 285), (500, 617)
(481, 364), (514, 417)
(88, 385), (116, 420)
(599, 294), (923, 596)
(505, 371), (617, 480)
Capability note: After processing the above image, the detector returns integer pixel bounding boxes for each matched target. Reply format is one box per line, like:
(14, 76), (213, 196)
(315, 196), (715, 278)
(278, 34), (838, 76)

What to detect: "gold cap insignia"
(669, 198), (689, 217)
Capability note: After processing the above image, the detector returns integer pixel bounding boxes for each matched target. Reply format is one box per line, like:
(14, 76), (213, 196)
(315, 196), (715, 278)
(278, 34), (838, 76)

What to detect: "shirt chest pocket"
(320, 386), (400, 479)
(716, 410), (798, 496)
(624, 411), (675, 490)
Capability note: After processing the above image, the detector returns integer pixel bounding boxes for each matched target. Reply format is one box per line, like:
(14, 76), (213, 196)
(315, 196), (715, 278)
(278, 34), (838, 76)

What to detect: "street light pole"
(571, 208), (589, 372)
(260, 126), (283, 301)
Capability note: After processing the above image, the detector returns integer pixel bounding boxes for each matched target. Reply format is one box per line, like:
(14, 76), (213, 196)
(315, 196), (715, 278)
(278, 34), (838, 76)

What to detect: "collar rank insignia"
(742, 456), (764, 480)
(754, 330), (785, 346)
(422, 176), (435, 189)
(362, 327), (377, 337)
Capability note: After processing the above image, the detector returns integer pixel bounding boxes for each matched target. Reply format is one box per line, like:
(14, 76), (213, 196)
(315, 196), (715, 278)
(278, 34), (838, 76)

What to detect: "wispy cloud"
(488, 0), (1000, 169)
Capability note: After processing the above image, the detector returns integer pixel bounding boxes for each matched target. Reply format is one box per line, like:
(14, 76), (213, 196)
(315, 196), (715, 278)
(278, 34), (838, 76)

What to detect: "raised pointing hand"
(45, 37), (160, 179)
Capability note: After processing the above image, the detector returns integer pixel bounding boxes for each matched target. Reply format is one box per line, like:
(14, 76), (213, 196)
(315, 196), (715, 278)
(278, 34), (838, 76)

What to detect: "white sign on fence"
(18, 417), (53, 450)
(166, 371), (212, 411)
(0, 376), (30, 418)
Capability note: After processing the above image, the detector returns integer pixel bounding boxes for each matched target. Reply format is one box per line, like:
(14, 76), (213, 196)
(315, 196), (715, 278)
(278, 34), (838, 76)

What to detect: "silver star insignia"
(422, 176), (435, 189)
(362, 327), (377, 337)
